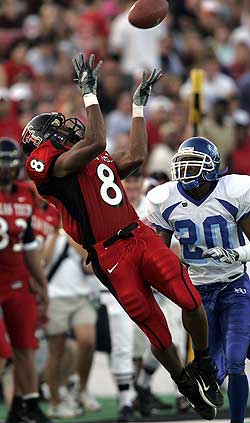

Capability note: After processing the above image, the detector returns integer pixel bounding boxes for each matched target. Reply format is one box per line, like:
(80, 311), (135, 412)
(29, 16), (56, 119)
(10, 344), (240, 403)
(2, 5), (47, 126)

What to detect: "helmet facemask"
(171, 151), (216, 190)
(48, 116), (86, 147)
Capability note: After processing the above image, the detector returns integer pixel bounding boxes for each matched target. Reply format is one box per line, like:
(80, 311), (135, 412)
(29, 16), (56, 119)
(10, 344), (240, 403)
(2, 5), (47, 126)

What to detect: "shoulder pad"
(147, 182), (172, 205)
(221, 174), (250, 198)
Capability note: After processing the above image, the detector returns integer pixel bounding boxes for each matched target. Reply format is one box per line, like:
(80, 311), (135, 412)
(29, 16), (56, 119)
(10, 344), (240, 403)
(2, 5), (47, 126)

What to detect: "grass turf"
(0, 394), (235, 423)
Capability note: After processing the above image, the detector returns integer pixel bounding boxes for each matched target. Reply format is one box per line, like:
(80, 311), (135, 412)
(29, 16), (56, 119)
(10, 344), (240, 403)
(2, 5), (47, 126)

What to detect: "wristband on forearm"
(83, 93), (99, 108)
(234, 243), (250, 262)
(132, 103), (144, 118)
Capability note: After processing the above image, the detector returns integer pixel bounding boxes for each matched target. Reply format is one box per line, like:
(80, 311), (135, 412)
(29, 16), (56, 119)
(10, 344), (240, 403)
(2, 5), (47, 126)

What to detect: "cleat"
(79, 391), (102, 412)
(134, 383), (172, 416)
(133, 384), (153, 416)
(185, 359), (224, 408)
(24, 403), (54, 423)
(117, 405), (134, 422)
(48, 400), (83, 418)
(175, 369), (216, 420)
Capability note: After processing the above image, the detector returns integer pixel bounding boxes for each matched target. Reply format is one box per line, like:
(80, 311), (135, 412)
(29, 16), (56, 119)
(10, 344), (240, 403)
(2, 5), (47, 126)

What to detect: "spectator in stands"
(75, 0), (109, 62)
(228, 109), (250, 175)
(146, 96), (174, 151)
(1, 38), (34, 86)
(199, 96), (235, 170)
(238, 62), (250, 116)
(180, 47), (237, 112)
(109, 0), (167, 75)
(106, 91), (132, 152)
(147, 122), (180, 179)
(228, 40), (250, 81)
(0, 87), (22, 140)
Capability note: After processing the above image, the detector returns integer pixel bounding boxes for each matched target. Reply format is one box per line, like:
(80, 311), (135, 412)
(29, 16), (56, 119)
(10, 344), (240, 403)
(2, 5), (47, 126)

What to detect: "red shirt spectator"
(228, 109), (250, 175)
(75, 0), (109, 62)
(0, 88), (22, 141)
(2, 39), (34, 86)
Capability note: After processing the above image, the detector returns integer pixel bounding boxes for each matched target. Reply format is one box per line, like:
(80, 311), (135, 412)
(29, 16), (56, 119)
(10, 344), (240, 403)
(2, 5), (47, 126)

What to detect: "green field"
(1, 394), (248, 423)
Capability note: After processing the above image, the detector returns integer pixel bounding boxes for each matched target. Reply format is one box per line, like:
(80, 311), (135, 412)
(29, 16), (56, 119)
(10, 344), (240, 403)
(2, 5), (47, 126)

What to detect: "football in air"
(128, 0), (168, 29)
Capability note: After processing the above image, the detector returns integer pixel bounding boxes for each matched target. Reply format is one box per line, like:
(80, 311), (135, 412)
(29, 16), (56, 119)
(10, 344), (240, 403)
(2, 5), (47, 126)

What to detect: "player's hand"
(35, 286), (49, 325)
(72, 52), (103, 96)
(133, 69), (162, 106)
(202, 247), (239, 264)
(29, 277), (49, 324)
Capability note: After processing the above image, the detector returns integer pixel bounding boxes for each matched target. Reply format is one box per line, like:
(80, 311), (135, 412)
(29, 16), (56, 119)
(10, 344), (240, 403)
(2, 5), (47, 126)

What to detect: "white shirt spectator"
(109, 11), (167, 75)
(46, 233), (96, 298)
(180, 72), (237, 112)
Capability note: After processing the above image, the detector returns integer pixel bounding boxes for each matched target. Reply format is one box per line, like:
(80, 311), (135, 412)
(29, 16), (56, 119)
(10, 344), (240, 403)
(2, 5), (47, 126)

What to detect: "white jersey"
(46, 233), (95, 298)
(146, 175), (250, 286)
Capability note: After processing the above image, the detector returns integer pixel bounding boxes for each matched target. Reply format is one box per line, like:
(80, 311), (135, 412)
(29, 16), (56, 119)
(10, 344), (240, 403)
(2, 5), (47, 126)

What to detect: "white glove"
(202, 247), (239, 264)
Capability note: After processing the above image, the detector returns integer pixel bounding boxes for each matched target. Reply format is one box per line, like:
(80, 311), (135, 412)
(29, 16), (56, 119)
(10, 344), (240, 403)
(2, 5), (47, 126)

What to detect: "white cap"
(201, 0), (221, 13)
(0, 87), (9, 100)
(147, 96), (174, 113)
(9, 83), (32, 101)
(233, 109), (250, 126)
(231, 28), (250, 47)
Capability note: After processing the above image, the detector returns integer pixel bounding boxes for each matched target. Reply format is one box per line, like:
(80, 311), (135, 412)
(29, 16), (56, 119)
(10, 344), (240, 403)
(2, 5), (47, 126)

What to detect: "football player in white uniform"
(146, 136), (250, 423)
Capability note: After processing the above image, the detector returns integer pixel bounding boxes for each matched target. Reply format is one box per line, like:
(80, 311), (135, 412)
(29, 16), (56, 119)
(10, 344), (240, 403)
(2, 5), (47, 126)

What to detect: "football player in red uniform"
(0, 137), (52, 423)
(22, 53), (223, 419)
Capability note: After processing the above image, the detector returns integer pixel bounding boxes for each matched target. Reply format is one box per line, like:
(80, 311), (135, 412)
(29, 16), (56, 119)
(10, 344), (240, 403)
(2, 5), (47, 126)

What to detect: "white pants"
(101, 291), (134, 383)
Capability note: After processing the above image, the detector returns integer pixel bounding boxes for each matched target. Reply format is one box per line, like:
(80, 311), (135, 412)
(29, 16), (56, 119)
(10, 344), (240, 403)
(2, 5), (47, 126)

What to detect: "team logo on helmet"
(22, 125), (43, 147)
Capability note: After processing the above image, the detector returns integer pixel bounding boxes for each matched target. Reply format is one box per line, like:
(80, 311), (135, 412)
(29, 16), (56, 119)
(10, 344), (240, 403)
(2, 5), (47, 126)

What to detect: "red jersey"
(26, 140), (138, 249)
(32, 202), (60, 248)
(0, 181), (37, 289)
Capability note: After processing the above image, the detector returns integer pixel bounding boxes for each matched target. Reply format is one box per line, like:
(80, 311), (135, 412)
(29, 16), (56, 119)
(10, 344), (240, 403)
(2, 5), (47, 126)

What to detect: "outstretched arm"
(112, 69), (162, 179)
(53, 53), (106, 177)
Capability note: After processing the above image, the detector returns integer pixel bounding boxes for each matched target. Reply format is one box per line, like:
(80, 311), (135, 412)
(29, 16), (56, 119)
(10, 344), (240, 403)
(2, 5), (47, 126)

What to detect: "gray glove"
(133, 69), (162, 106)
(202, 247), (239, 264)
(72, 52), (103, 96)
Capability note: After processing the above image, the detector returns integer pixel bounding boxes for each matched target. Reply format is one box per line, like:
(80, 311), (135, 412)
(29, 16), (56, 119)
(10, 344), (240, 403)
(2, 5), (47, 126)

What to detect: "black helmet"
(21, 112), (86, 157)
(0, 137), (22, 185)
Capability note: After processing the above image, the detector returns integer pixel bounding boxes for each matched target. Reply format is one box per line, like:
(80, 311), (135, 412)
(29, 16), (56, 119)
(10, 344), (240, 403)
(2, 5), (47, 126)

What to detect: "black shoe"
(185, 358), (224, 408)
(134, 383), (172, 415)
(5, 397), (25, 423)
(117, 405), (134, 422)
(133, 384), (154, 417)
(24, 402), (53, 423)
(175, 370), (216, 420)
(176, 396), (191, 413)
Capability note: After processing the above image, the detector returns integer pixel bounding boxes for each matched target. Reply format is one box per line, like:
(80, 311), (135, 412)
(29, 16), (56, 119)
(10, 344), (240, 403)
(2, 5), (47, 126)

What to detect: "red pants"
(0, 319), (11, 359)
(92, 221), (201, 349)
(0, 287), (38, 350)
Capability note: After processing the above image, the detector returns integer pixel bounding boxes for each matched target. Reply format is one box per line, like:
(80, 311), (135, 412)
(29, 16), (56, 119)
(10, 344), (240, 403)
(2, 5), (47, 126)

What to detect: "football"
(128, 0), (168, 29)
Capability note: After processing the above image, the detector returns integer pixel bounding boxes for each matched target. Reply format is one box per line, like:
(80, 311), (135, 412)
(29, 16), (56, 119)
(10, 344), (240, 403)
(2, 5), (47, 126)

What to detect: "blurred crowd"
(1, 0), (250, 179)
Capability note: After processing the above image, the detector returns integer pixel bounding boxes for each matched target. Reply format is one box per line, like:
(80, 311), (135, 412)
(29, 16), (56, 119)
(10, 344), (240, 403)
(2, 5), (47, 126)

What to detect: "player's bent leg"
(142, 241), (223, 408)
(92, 241), (216, 420)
